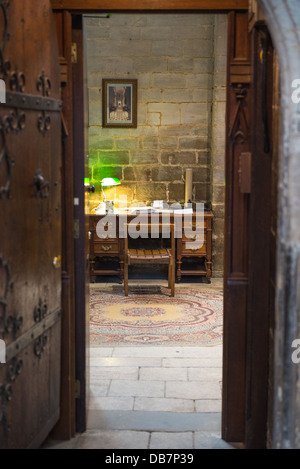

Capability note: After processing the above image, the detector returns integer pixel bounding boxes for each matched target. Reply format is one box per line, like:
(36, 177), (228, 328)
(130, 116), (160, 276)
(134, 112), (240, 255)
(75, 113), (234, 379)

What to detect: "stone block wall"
(210, 15), (227, 277)
(86, 13), (227, 277)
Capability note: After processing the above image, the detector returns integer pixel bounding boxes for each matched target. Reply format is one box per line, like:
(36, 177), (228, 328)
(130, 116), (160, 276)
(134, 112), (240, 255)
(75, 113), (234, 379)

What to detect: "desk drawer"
(181, 240), (207, 256)
(181, 231), (206, 243)
(94, 241), (120, 255)
(183, 219), (209, 230)
(96, 233), (118, 241)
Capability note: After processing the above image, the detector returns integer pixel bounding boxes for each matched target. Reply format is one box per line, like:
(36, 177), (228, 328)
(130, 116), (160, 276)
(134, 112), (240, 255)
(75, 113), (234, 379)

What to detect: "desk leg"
(119, 260), (124, 284)
(177, 258), (182, 283)
(124, 261), (128, 296)
(206, 227), (212, 283)
(119, 238), (124, 283)
(205, 258), (212, 283)
(90, 258), (96, 283)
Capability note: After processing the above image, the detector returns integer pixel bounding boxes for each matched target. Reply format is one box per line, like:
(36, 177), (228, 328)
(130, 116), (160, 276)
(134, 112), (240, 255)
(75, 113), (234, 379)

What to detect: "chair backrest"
(124, 221), (175, 258)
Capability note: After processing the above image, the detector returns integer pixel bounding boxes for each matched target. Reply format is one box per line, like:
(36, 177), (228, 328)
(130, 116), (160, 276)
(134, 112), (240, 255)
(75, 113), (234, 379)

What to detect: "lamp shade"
(100, 177), (121, 187)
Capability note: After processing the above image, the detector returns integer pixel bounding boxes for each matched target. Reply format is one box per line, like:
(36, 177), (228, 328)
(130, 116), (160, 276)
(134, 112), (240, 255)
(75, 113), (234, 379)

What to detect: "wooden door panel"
(0, 0), (62, 449)
(36, 114), (62, 317)
(244, 24), (276, 449)
(0, 321), (61, 448)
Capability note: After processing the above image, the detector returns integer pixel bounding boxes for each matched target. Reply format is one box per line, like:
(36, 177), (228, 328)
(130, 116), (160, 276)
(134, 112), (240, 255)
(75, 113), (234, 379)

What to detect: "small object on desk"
(185, 168), (193, 205)
(128, 206), (154, 213)
(94, 202), (106, 214)
(105, 200), (114, 213)
(173, 207), (193, 214)
(152, 200), (164, 209)
(100, 177), (121, 213)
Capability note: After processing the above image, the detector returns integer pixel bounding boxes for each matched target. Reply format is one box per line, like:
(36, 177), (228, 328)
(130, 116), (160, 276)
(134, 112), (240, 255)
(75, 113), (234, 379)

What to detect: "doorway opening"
(84, 11), (227, 449)
(51, 1), (283, 450)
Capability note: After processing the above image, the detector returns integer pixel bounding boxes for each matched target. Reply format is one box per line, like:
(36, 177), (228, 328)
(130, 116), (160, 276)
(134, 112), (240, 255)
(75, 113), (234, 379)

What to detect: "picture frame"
(102, 78), (137, 128)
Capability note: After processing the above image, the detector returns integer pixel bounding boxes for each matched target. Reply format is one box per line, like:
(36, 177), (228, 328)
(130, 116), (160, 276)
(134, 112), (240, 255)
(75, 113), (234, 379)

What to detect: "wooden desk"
(89, 211), (213, 282)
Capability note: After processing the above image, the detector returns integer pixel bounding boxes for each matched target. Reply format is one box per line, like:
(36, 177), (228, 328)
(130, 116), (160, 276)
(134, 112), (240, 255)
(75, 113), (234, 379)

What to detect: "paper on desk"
(152, 200), (164, 209)
(173, 208), (193, 214)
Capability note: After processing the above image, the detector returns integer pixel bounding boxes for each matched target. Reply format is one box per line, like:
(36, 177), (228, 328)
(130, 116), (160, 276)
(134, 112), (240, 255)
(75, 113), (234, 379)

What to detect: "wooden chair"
(124, 222), (175, 297)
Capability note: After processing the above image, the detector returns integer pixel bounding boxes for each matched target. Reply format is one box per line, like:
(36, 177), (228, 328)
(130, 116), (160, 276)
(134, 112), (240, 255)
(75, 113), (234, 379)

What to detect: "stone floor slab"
(194, 431), (234, 449)
(149, 431), (194, 449)
(87, 410), (221, 432)
(89, 380), (111, 397)
(112, 346), (222, 358)
(166, 380), (221, 400)
(187, 367), (222, 381)
(109, 379), (165, 398)
(77, 430), (150, 449)
(134, 397), (194, 412)
(139, 366), (188, 381)
(89, 396), (134, 411)
(163, 357), (222, 367)
(90, 366), (139, 380)
(89, 347), (114, 357)
(195, 399), (222, 413)
(90, 356), (162, 367)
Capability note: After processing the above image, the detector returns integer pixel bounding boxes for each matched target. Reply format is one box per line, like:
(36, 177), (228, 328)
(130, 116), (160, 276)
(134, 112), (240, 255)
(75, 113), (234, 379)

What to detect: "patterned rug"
(89, 286), (223, 346)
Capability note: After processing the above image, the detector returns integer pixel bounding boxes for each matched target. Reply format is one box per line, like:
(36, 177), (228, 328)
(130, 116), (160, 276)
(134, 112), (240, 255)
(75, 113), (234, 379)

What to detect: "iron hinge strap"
(2, 91), (63, 112)
(4, 307), (62, 363)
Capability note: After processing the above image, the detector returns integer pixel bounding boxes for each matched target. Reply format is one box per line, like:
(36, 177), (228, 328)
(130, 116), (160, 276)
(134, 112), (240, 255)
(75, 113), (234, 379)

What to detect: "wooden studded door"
(0, 0), (62, 448)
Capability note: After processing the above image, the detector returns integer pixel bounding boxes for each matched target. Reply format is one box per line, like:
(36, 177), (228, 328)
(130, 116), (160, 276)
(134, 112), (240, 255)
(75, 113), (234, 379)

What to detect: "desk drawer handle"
(186, 234), (197, 241)
(102, 245), (112, 251)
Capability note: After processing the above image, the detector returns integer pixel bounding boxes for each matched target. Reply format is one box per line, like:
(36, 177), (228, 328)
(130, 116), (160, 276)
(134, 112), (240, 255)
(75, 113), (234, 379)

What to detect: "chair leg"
(168, 263), (171, 288)
(124, 262), (128, 296)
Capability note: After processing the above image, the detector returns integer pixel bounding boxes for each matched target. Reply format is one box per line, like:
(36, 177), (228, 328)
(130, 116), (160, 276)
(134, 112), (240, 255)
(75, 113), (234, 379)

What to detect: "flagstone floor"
(43, 277), (234, 449)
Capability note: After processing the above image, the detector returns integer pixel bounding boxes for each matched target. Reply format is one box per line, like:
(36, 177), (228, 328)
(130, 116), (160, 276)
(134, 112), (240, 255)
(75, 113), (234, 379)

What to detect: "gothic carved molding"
(229, 83), (250, 143)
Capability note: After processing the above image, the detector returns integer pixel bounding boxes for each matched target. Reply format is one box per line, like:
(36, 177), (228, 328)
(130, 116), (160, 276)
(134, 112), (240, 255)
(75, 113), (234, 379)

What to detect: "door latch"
(34, 169), (50, 198)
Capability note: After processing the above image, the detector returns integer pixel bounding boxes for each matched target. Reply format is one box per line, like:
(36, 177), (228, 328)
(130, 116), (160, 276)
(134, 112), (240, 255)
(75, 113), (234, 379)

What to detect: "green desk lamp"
(100, 177), (121, 213)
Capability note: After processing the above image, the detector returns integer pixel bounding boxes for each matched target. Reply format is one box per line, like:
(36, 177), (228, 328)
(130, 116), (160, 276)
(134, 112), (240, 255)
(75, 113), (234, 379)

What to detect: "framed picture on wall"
(102, 78), (137, 128)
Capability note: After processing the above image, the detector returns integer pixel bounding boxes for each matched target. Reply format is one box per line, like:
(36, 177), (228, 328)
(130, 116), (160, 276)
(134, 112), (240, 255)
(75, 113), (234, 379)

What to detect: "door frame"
(72, 14), (90, 433)
(51, 0), (273, 448)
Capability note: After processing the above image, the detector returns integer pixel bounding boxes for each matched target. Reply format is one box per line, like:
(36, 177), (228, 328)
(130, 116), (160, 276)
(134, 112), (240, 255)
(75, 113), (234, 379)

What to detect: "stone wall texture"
(86, 13), (227, 277)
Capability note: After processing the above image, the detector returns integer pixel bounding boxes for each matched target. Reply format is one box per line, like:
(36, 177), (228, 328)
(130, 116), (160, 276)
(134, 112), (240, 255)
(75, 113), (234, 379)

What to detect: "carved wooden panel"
(245, 24), (277, 449)
(222, 10), (252, 444)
